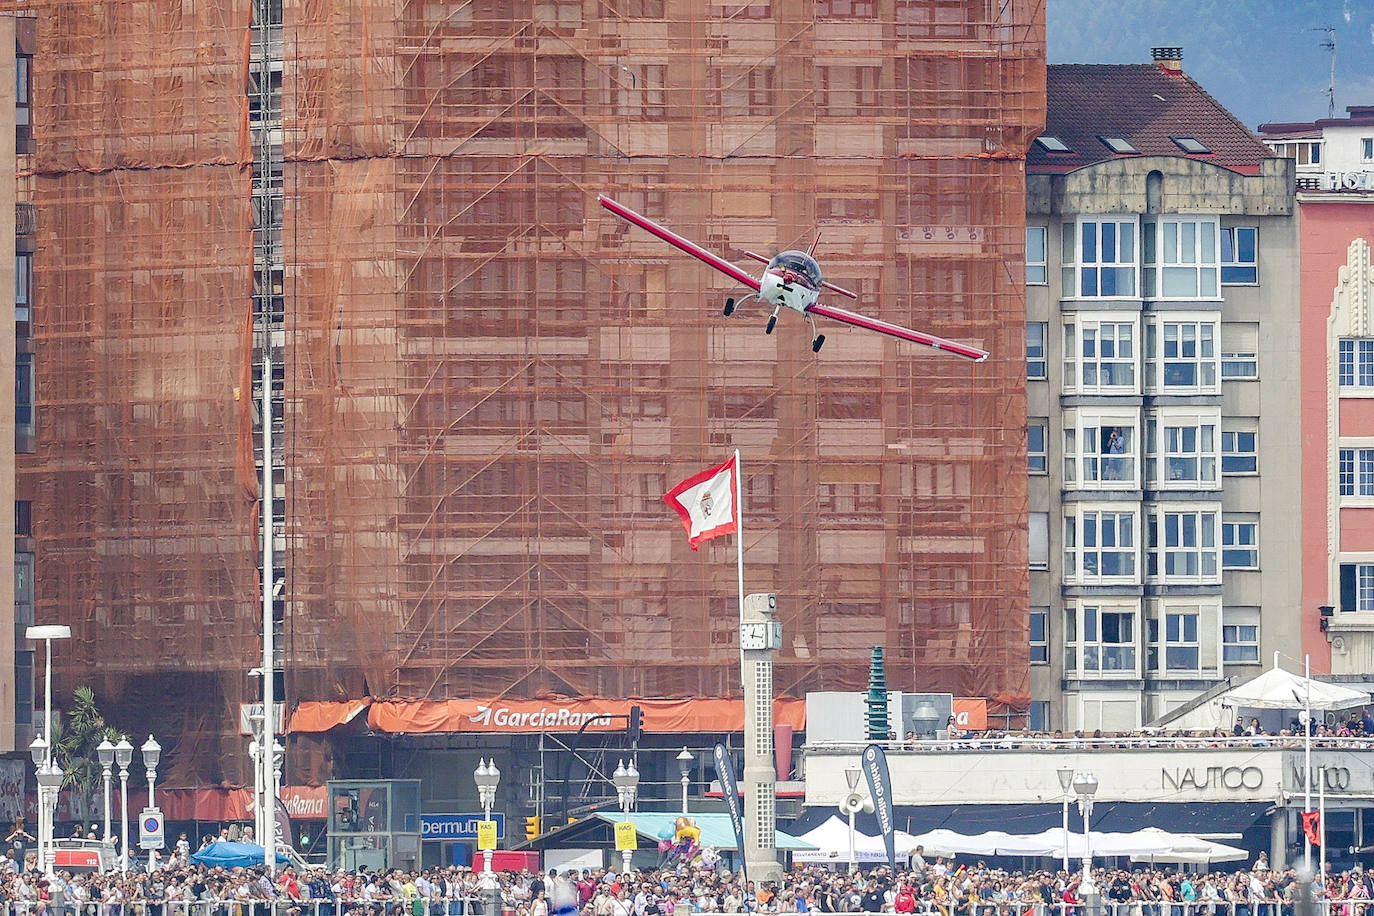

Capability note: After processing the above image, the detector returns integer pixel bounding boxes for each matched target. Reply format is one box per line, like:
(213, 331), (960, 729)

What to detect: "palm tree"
(54, 686), (121, 828)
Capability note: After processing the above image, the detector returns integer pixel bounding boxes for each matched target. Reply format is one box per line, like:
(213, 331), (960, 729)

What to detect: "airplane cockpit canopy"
(767, 251), (823, 290)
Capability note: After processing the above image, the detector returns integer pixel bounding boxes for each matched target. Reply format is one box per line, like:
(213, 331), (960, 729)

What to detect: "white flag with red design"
(664, 457), (737, 550)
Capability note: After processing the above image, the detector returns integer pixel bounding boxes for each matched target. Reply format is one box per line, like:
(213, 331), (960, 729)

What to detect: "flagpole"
(1305, 652), (1312, 874)
(734, 448), (746, 644)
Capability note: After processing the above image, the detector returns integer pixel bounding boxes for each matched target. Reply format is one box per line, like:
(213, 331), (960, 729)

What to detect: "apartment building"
(1026, 49), (1300, 730)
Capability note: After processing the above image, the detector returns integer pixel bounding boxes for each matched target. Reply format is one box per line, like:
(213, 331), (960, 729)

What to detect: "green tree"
(54, 686), (122, 827)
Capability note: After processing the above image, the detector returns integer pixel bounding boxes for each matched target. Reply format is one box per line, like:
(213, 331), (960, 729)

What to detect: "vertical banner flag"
(664, 457), (737, 550)
(713, 743), (747, 878)
(1302, 811), (1322, 846)
(862, 744), (897, 869)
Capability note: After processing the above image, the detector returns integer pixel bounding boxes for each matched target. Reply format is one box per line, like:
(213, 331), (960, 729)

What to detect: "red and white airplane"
(598, 194), (988, 361)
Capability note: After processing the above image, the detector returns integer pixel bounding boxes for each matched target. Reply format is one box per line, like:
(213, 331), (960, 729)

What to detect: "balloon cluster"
(656, 816), (702, 864)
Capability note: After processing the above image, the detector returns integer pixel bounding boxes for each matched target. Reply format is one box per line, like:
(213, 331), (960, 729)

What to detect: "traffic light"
(524, 815), (541, 840)
(628, 705), (642, 745)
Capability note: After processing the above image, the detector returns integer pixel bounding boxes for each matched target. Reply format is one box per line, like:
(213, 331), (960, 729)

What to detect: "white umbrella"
(1129, 828), (1249, 864)
(1220, 662), (1368, 711)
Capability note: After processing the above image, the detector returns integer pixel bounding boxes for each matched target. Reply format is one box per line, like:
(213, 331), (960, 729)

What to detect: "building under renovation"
(5, 0), (1045, 795)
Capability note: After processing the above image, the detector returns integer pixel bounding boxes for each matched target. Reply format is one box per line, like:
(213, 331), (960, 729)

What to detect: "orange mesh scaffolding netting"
(10, 0), (1045, 783)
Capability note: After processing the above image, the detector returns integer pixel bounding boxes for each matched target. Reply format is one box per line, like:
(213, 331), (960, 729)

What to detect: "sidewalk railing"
(1, 896), (487, 916)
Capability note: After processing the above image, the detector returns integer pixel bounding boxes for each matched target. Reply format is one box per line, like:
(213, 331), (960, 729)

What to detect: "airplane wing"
(805, 302), (989, 362)
(599, 195), (761, 292)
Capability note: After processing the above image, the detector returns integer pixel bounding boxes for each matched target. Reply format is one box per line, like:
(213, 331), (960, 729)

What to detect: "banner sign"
(862, 744), (896, 869)
(418, 813), (506, 841)
(366, 697), (806, 735)
(713, 743), (747, 879)
(614, 821), (637, 851)
(477, 820), (497, 851)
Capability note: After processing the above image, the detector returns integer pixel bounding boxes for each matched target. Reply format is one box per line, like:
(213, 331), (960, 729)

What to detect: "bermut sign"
(366, 697), (809, 734)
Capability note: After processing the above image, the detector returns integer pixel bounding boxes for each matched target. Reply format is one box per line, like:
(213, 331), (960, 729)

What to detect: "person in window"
(1105, 428), (1125, 480)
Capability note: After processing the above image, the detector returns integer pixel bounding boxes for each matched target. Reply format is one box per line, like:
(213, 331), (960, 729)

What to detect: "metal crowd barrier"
(902, 903), (1351, 916)
(3, 897), (486, 916)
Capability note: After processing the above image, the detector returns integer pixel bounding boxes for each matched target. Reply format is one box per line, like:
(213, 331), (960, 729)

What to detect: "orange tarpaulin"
(289, 700), (372, 733)
(367, 697), (808, 734)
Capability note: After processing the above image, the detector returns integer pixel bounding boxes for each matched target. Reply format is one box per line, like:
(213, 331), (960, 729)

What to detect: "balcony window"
(1339, 339), (1374, 389)
(16, 352), (33, 452)
(1340, 447), (1374, 497)
(1066, 319), (1136, 392)
(15, 252), (30, 323)
(1062, 218), (1137, 298)
(1066, 421), (1137, 487)
(1026, 226), (1047, 285)
(1149, 320), (1218, 391)
(1144, 218), (1220, 299)
(1163, 423), (1217, 485)
(1068, 605), (1137, 674)
(1221, 227), (1258, 284)
(1148, 508), (1219, 581)
(1065, 509), (1137, 582)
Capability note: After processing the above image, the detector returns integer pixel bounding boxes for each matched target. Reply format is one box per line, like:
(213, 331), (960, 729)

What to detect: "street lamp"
(474, 758), (501, 895)
(114, 737), (133, 874)
(36, 762), (62, 876)
(97, 739), (115, 851)
(676, 748), (694, 813)
(25, 624), (70, 877)
(1072, 771), (1099, 897)
(612, 759), (639, 878)
(269, 738), (284, 871)
(1056, 766), (1074, 873)
(142, 735), (161, 871)
(28, 735), (45, 873)
(845, 767), (862, 875)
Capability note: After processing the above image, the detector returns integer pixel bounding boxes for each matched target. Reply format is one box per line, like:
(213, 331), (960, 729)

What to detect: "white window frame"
(1062, 217), (1138, 299)
(1029, 511), (1048, 571)
(1163, 609), (1201, 673)
(1220, 226), (1258, 284)
(1143, 216), (1220, 300)
(1065, 317), (1138, 394)
(1063, 410), (1139, 489)
(1030, 608), (1049, 665)
(1146, 409), (1220, 489)
(1339, 447), (1374, 498)
(1222, 516), (1259, 570)
(1222, 607), (1260, 664)
(1147, 505), (1220, 584)
(1221, 351), (1257, 379)
(1065, 603), (1139, 677)
(1064, 506), (1138, 585)
(1221, 429), (1257, 475)
(1026, 321), (1047, 380)
(1364, 137), (1374, 162)
(1338, 339), (1374, 390)
(1146, 318), (1219, 392)
(1026, 226), (1047, 285)
(1028, 418), (1047, 474)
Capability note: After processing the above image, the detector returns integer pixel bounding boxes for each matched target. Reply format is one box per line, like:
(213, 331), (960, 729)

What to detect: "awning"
(788, 802), (1272, 839)
(591, 812), (813, 850)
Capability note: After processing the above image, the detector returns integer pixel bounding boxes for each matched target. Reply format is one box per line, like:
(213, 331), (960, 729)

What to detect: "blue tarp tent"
(190, 841), (289, 868)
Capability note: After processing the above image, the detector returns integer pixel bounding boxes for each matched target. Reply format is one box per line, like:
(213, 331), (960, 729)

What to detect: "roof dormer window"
(1171, 136), (1210, 154)
(1099, 137), (1138, 154)
(1036, 135), (1072, 153)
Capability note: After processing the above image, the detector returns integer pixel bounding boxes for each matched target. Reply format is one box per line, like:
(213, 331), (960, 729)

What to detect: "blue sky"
(1048, 0), (1374, 130)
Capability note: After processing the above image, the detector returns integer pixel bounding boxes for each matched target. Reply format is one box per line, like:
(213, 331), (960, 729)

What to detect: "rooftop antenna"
(1307, 25), (1336, 119)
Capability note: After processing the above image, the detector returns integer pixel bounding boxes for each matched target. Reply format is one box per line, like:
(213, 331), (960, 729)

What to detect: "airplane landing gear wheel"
(812, 335), (825, 352)
(765, 315), (777, 334)
(723, 297), (735, 316)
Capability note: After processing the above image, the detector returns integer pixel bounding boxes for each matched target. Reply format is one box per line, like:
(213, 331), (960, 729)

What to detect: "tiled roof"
(1029, 64), (1275, 175)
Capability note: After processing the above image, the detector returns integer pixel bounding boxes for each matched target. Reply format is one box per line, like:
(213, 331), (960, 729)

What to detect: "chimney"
(1151, 47), (1183, 75)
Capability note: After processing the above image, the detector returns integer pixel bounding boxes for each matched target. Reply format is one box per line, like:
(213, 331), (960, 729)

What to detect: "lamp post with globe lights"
(1071, 771), (1099, 897)
(25, 623), (70, 875)
(612, 759), (639, 878)
(142, 735), (161, 871)
(676, 748), (694, 813)
(114, 737), (133, 873)
(97, 739), (115, 852)
(474, 758), (501, 912)
(1056, 766), (1074, 873)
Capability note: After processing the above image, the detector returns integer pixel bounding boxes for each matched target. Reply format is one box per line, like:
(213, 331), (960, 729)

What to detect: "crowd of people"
(1, 848), (1374, 915)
